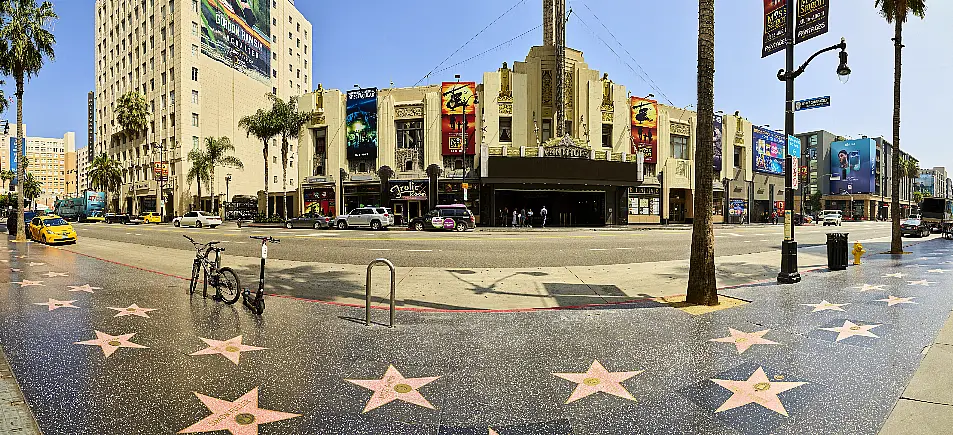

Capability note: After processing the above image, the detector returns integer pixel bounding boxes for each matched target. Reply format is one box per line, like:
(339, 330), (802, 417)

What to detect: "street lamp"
(225, 173), (232, 208)
(775, 1), (851, 284)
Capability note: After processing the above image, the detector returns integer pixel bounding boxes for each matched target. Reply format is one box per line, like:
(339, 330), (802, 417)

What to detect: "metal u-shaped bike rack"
(365, 258), (396, 328)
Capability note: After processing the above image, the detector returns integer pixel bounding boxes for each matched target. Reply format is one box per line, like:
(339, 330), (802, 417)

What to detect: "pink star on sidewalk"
(41, 271), (68, 278)
(190, 335), (266, 365)
(178, 387), (300, 434)
(27, 262), (45, 267)
(68, 284), (101, 293)
(553, 360), (643, 404)
(876, 295), (917, 306)
(346, 365), (440, 413)
(33, 298), (78, 311)
(801, 300), (848, 312)
(74, 331), (148, 358)
(820, 320), (881, 342)
(13, 280), (44, 287)
(711, 367), (806, 416)
(108, 304), (157, 318)
(710, 328), (780, 354)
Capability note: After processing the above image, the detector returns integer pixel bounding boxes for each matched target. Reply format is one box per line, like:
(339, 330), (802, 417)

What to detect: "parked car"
(6, 210), (42, 235)
(334, 207), (394, 230)
(822, 210), (843, 226)
(82, 211), (106, 223)
(793, 213), (813, 226)
(140, 212), (162, 224)
(407, 204), (476, 232)
(285, 213), (331, 229)
(28, 214), (77, 245)
(173, 211), (223, 228)
(901, 218), (931, 238)
(104, 213), (145, 225)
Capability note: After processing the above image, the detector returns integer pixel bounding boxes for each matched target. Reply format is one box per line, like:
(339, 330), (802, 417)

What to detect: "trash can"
(826, 233), (849, 271)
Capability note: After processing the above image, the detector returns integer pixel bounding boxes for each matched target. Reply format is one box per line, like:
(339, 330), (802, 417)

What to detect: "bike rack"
(365, 258), (397, 328)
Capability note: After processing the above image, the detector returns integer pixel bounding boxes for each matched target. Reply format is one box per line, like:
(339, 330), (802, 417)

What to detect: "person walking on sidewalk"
(512, 209), (517, 227)
(771, 210), (778, 225)
(527, 209), (534, 227)
(541, 206), (548, 227)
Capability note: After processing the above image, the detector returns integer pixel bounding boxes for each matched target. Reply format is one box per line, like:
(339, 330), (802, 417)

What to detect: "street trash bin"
(827, 233), (849, 271)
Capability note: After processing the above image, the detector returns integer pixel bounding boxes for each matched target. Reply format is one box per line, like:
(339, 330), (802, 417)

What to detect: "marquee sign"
(544, 135), (589, 159)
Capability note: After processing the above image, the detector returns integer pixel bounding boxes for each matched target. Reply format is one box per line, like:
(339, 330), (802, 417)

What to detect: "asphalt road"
(63, 221), (899, 268)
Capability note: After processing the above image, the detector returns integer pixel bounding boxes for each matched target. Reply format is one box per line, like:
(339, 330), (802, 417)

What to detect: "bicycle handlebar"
(250, 235), (280, 244)
(183, 234), (222, 249)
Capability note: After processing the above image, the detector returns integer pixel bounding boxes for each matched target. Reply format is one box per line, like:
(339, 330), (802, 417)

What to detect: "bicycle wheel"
(216, 267), (242, 304)
(189, 259), (201, 295)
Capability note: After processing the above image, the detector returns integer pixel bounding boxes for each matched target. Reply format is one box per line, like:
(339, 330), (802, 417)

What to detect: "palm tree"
(0, 170), (14, 192)
(268, 94), (312, 219)
(186, 148), (212, 211)
(22, 172), (40, 210)
(88, 153), (122, 212)
(686, 0), (718, 306)
(238, 105), (280, 215)
(426, 163), (442, 211)
(0, 80), (10, 115)
(203, 136), (244, 213)
(0, 0), (57, 242)
(114, 90), (150, 139)
(907, 158), (921, 202)
(876, 0), (926, 253)
(377, 165), (394, 209)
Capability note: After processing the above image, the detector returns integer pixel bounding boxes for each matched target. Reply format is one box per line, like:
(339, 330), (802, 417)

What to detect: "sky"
(13, 0), (951, 169)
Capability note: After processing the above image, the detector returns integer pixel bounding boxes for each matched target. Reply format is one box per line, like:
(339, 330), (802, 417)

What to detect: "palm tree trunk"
(14, 73), (25, 242)
(209, 167), (216, 216)
(890, 17), (903, 253)
(281, 138), (289, 220)
(686, 0), (718, 306)
(262, 143), (269, 216)
(197, 180), (202, 212)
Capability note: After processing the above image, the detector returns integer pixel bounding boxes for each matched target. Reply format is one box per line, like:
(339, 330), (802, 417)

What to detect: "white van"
(821, 210), (843, 226)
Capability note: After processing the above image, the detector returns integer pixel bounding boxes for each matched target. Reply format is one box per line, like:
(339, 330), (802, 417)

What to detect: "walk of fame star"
(10, 268), (20, 272)
(346, 365), (440, 413)
(27, 262), (44, 267)
(907, 280), (935, 286)
(927, 269), (947, 273)
(820, 320), (881, 342)
(710, 328), (780, 354)
(178, 387), (300, 434)
(489, 429), (499, 435)
(68, 284), (101, 293)
(883, 273), (905, 278)
(74, 331), (148, 358)
(13, 280), (44, 287)
(711, 367), (806, 416)
(801, 300), (848, 312)
(877, 295), (917, 306)
(190, 335), (266, 365)
(41, 271), (68, 278)
(553, 360), (642, 403)
(108, 304), (157, 318)
(855, 284), (886, 292)
(34, 298), (78, 311)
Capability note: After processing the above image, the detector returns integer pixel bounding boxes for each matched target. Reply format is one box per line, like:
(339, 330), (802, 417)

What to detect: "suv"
(822, 210), (843, 226)
(335, 207), (394, 230)
(408, 204), (476, 232)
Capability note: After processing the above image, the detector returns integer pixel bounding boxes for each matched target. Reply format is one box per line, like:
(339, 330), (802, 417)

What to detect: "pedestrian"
(520, 208), (526, 227)
(541, 206), (548, 227)
(512, 209), (517, 227)
(502, 207), (508, 227)
(771, 210), (778, 225)
(527, 209), (534, 227)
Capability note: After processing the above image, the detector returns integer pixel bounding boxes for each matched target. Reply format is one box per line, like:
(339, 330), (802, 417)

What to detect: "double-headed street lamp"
(776, 0), (851, 284)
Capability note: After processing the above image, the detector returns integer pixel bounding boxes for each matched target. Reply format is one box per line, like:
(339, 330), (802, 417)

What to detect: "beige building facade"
(21, 133), (76, 208)
(93, 0), (312, 217)
(76, 146), (91, 193)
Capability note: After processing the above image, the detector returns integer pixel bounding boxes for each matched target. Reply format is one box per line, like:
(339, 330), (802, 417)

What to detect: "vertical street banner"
(713, 114), (723, 172)
(796, 0), (829, 44)
(762, 0), (788, 58)
(200, 0), (271, 83)
(752, 126), (786, 175)
(630, 97), (658, 163)
(346, 88), (378, 160)
(152, 161), (169, 181)
(441, 82), (477, 155)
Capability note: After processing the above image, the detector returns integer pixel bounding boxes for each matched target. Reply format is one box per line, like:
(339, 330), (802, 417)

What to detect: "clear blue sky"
(15, 0), (951, 169)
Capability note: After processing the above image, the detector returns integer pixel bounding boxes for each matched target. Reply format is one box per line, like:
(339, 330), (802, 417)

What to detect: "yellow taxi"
(29, 215), (78, 245)
(141, 212), (162, 224)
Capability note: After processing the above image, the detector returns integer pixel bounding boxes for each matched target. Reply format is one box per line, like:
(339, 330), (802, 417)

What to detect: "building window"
(273, 156), (277, 163)
(542, 119), (552, 142)
(499, 117), (513, 142)
(733, 146), (743, 168)
(191, 67), (198, 81)
(191, 44), (197, 57)
(396, 120), (423, 149)
(192, 0), (198, 13)
(191, 90), (198, 104)
(671, 134), (689, 160)
(358, 162), (367, 173)
(192, 136), (199, 149)
(191, 113), (199, 127)
(191, 21), (197, 36)
(602, 124), (612, 148)
(273, 69), (277, 78)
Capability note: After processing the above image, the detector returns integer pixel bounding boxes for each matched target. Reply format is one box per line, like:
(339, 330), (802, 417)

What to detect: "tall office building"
(76, 145), (91, 192)
(93, 0), (312, 216)
(87, 91), (95, 163)
(21, 133), (76, 208)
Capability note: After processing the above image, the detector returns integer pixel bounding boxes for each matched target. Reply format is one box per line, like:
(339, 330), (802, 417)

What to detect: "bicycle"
(184, 235), (241, 304)
(243, 235), (279, 314)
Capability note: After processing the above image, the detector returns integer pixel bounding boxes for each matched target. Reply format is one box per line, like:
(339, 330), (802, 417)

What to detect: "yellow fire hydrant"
(852, 242), (866, 265)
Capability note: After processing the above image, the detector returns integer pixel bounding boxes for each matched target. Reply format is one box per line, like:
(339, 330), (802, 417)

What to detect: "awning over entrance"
(484, 156), (644, 186)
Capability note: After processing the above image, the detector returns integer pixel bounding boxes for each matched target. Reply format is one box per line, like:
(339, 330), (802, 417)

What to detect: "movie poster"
(752, 126), (785, 175)
(441, 82), (477, 155)
(200, 0), (271, 83)
(713, 114), (723, 172)
(630, 97), (658, 164)
(346, 88), (378, 160)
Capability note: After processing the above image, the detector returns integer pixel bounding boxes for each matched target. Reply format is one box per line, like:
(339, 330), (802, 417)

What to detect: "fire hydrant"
(852, 242), (866, 265)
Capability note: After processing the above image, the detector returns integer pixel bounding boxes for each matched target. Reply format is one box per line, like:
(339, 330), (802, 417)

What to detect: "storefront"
(343, 183), (381, 212)
(628, 187), (661, 224)
(437, 180), (481, 223)
(389, 179), (428, 225)
(302, 184), (336, 217)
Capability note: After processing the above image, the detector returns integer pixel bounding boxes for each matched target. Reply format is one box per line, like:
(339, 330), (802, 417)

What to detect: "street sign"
(794, 96), (831, 111)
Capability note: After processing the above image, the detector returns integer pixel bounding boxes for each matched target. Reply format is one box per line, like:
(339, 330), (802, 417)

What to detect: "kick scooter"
(243, 235), (279, 314)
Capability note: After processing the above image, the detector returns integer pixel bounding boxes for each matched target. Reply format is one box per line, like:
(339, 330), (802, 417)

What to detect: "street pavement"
(0, 228), (950, 433)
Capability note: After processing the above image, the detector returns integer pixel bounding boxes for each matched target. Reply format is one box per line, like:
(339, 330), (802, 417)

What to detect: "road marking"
(368, 249), (391, 251)
(744, 241), (752, 243)
(722, 233), (743, 237)
(589, 248), (609, 251)
(760, 239), (768, 242)
(406, 249), (433, 252)
(615, 247), (633, 250)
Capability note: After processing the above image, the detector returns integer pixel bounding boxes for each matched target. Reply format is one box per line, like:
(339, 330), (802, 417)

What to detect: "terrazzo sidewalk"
(0, 237), (950, 434)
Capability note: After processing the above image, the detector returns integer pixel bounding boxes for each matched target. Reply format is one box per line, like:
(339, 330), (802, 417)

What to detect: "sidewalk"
(0, 233), (951, 433)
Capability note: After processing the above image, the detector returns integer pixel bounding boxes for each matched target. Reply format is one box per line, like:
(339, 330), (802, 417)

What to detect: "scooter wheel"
(254, 298), (264, 314)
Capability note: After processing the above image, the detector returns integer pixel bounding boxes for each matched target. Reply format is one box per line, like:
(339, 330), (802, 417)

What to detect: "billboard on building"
(441, 82), (477, 155)
(346, 88), (378, 160)
(713, 114), (723, 172)
(752, 126), (785, 175)
(200, 0), (271, 83)
(630, 97), (658, 163)
(919, 173), (935, 197)
(830, 138), (876, 194)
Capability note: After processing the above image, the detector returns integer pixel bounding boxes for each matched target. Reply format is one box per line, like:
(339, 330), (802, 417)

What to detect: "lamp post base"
(777, 240), (801, 284)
